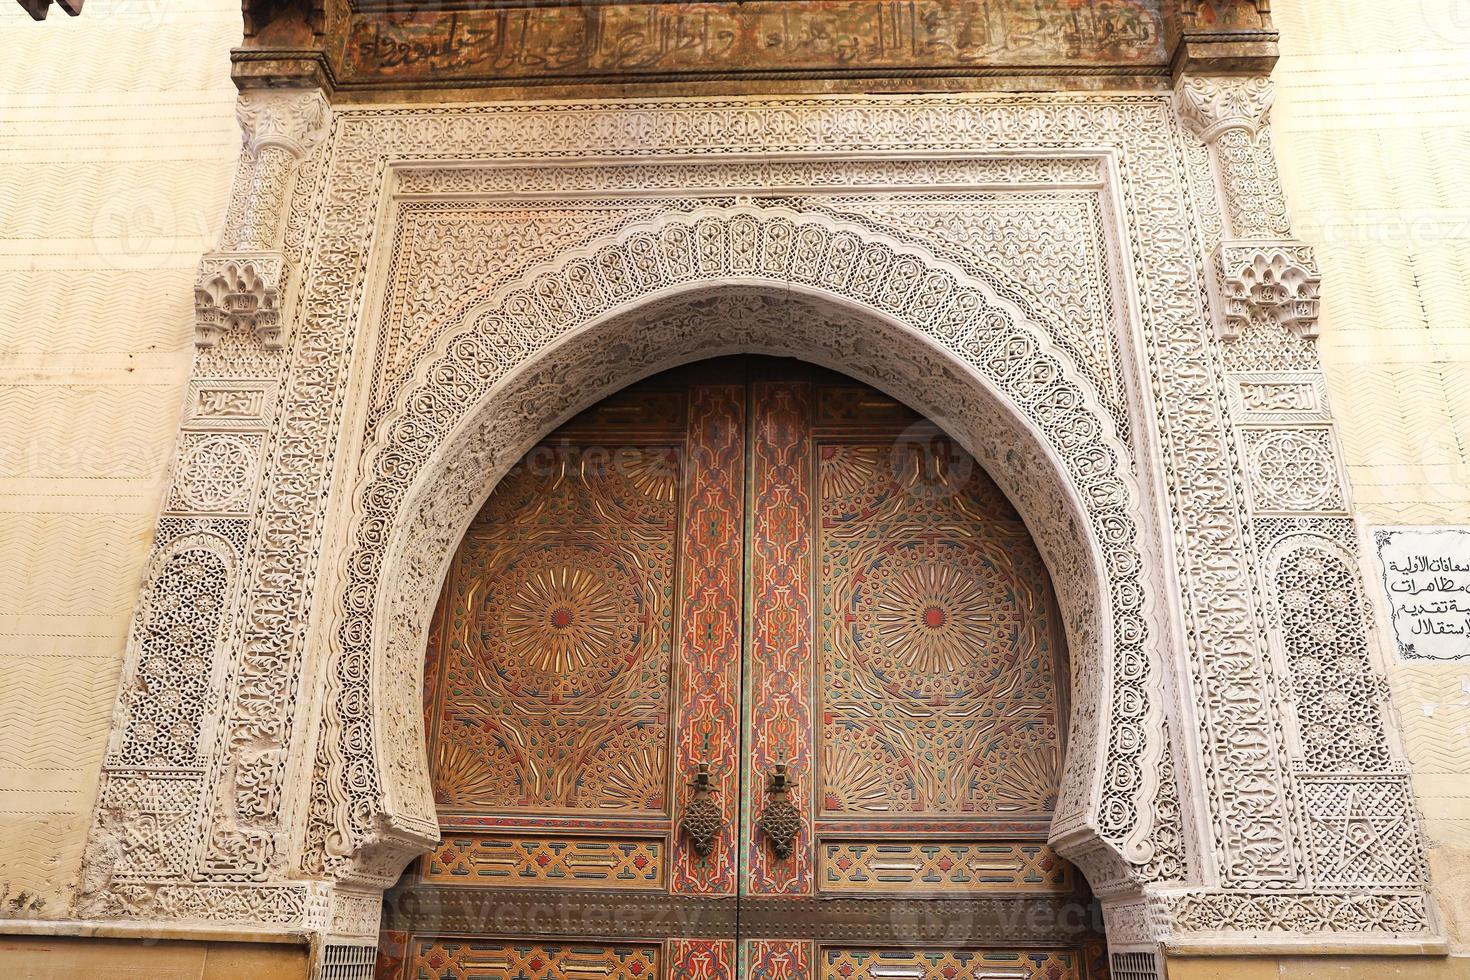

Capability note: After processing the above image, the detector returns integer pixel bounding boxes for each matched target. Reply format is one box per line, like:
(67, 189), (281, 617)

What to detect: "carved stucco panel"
(80, 94), (1438, 948)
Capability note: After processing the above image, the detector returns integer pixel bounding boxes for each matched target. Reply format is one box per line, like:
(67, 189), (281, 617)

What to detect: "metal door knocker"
(758, 761), (802, 860)
(679, 762), (723, 856)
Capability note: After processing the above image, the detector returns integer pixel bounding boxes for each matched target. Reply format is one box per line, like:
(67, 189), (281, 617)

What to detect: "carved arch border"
(307, 204), (1184, 901)
(78, 93), (1442, 948)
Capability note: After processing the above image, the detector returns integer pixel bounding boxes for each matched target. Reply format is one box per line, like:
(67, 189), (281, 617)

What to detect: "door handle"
(679, 762), (723, 856)
(758, 761), (801, 860)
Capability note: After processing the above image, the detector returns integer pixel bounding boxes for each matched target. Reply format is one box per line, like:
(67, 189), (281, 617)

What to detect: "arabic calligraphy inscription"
(1374, 526), (1470, 660)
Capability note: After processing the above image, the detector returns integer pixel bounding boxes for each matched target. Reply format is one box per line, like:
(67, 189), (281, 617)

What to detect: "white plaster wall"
(1273, 0), (1470, 953)
(0, 0), (240, 916)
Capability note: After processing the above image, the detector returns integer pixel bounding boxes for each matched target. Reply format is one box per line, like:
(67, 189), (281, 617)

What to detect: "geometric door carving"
(382, 356), (1104, 979)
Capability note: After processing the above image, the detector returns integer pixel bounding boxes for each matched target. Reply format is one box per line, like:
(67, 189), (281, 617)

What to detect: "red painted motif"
(671, 385), (745, 894)
(747, 380), (815, 895)
(749, 939), (813, 980)
(668, 939), (737, 980)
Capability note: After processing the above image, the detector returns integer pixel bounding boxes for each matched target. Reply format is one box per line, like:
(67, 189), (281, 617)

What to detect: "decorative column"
(196, 90), (329, 351)
(1175, 75), (1322, 341)
(1169, 38), (1437, 956)
(79, 87), (340, 942)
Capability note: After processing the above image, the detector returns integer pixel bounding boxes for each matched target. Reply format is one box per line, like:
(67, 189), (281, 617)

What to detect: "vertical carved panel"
(1272, 543), (1391, 772)
(423, 437), (680, 816)
(671, 385), (745, 894)
(111, 543), (232, 769)
(748, 379), (816, 895)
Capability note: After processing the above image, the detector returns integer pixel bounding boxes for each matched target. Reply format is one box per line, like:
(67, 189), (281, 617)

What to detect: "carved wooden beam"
(1165, 0), (1279, 76)
(233, 0), (332, 91)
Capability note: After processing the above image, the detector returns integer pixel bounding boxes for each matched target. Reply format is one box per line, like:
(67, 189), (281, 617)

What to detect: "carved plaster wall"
(76, 88), (1440, 962)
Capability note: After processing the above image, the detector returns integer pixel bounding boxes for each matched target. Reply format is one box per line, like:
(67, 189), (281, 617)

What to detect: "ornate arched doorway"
(376, 356), (1106, 979)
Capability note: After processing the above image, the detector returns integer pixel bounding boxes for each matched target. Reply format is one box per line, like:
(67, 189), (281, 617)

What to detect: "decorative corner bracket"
(1175, 74), (1275, 144)
(1215, 241), (1321, 341)
(195, 251), (285, 349)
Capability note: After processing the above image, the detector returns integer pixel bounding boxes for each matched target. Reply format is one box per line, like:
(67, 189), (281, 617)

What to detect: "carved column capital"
(1175, 74), (1275, 143)
(236, 87), (331, 161)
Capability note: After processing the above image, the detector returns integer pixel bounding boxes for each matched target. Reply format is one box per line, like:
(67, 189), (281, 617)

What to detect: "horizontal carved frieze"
(424, 834), (666, 890)
(819, 840), (1077, 895)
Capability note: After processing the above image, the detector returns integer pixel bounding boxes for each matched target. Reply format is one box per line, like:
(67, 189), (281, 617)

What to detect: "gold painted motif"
(424, 438), (681, 818)
(817, 431), (1067, 819)
(425, 834), (665, 890)
(819, 841), (1075, 894)
(819, 948), (1082, 980)
(408, 938), (660, 980)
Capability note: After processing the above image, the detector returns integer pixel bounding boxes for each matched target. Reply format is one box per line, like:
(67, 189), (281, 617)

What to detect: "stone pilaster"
(1176, 75), (1321, 341)
(197, 89), (329, 352)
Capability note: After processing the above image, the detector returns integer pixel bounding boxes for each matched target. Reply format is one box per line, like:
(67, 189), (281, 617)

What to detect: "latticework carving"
(1299, 777), (1427, 888)
(1271, 540), (1392, 772)
(84, 89), (1436, 954)
(108, 541), (230, 769)
(165, 432), (263, 515)
(1244, 428), (1344, 514)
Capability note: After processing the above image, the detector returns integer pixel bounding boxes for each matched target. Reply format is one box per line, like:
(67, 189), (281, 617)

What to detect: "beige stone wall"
(0, 0), (240, 916)
(1273, 0), (1470, 954)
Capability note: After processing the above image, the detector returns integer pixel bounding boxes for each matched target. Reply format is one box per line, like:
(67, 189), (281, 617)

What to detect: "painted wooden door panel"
(380, 358), (1103, 980)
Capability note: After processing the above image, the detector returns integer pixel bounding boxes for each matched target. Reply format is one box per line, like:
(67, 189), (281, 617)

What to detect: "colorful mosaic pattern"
(424, 435), (679, 817)
(747, 380), (816, 895)
(749, 940), (813, 979)
(407, 938), (660, 979)
(669, 939), (737, 980)
(817, 431), (1065, 819)
(671, 386), (745, 895)
(424, 834), (664, 889)
(818, 948), (1082, 980)
(819, 841), (1075, 894)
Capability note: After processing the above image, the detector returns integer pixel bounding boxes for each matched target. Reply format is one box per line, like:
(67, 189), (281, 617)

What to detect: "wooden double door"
(378, 358), (1105, 979)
